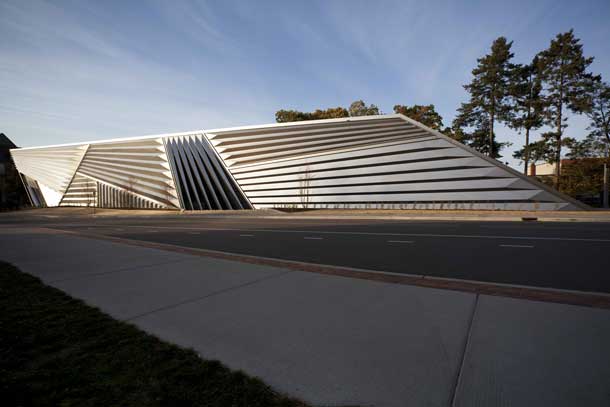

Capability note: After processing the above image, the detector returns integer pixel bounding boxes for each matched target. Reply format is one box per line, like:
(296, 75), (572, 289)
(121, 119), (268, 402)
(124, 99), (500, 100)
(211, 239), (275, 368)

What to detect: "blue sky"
(1, 0), (609, 168)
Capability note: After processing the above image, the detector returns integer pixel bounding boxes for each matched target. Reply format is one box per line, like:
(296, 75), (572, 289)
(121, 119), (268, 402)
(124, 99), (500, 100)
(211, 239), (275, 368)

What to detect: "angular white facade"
(10, 114), (586, 211)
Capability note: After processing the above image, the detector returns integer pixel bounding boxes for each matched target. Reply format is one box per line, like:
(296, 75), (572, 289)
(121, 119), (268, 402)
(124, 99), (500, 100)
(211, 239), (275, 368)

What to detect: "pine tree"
(451, 113), (511, 157)
(513, 138), (552, 166)
(509, 57), (545, 175)
(536, 29), (596, 188)
(565, 134), (608, 159)
(453, 37), (515, 158)
(393, 104), (444, 131)
(586, 80), (610, 158)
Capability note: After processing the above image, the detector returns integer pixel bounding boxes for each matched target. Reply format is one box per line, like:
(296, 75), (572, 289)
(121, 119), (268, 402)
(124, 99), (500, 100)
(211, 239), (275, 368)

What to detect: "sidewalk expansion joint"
(450, 293), (479, 407)
(123, 270), (294, 322)
(49, 257), (197, 284)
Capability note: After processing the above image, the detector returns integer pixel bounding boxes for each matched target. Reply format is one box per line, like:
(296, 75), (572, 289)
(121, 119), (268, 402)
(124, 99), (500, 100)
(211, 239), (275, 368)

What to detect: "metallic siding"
(164, 135), (251, 210)
(207, 116), (584, 211)
(10, 115), (586, 211)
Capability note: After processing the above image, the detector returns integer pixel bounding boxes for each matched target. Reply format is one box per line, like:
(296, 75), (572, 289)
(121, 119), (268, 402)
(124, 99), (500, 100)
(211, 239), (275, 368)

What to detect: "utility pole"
(604, 161), (609, 209)
(603, 160), (608, 209)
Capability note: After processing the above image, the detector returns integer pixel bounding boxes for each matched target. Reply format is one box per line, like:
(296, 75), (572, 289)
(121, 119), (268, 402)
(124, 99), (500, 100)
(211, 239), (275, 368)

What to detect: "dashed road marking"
(304, 237), (324, 240)
(388, 240), (414, 244)
(104, 225), (610, 243)
(239, 234), (254, 237)
(499, 244), (534, 248)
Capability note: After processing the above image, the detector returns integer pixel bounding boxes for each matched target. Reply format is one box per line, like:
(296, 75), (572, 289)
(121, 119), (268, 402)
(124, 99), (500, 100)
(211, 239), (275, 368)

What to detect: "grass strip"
(0, 262), (307, 407)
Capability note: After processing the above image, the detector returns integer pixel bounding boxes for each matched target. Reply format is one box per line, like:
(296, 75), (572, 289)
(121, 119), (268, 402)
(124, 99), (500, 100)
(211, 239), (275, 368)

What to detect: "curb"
(247, 215), (610, 223)
(50, 227), (610, 310)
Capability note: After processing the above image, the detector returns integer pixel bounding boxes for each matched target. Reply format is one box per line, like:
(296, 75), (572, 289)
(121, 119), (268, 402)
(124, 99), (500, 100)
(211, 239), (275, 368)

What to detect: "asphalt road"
(5, 213), (608, 294)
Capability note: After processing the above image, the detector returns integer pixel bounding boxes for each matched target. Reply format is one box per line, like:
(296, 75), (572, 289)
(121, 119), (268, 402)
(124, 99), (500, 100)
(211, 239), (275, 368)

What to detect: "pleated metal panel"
(10, 144), (88, 201)
(96, 181), (164, 209)
(163, 134), (251, 210)
(206, 115), (585, 211)
(207, 116), (432, 167)
(60, 173), (97, 207)
(9, 114), (587, 211)
(77, 138), (178, 208)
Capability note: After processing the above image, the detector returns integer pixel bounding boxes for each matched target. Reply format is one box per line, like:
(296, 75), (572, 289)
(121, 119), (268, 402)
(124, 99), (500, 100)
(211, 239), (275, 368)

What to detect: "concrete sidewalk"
(1, 228), (609, 407)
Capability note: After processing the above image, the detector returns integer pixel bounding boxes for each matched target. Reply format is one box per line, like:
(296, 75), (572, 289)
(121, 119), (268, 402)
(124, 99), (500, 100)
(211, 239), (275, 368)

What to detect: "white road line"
(239, 234), (254, 237)
(499, 244), (534, 248)
(189, 232), (200, 235)
(387, 240), (414, 244)
(93, 225), (610, 243)
(304, 237), (324, 240)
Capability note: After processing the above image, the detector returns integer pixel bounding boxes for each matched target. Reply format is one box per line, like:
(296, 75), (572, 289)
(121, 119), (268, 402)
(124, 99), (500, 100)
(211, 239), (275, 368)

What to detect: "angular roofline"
(0, 133), (18, 149)
(10, 130), (205, 152)
(7, 113), (590, 210)
(394, 113), (590, 210)
(204, 114), (394, 134)
(10, 114), (396, 152)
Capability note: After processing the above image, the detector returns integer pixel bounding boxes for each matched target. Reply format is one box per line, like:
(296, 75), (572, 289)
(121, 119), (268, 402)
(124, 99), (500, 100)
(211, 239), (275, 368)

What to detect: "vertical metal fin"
(163, 134), (251, 210)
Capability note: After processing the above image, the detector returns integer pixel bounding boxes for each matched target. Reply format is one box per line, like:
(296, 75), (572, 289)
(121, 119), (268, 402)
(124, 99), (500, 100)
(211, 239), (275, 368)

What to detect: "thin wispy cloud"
(1, 0), (608, 168)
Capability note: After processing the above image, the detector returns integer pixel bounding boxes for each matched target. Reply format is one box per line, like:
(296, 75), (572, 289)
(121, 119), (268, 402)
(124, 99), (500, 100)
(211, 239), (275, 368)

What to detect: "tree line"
(275, 30), (610, 192)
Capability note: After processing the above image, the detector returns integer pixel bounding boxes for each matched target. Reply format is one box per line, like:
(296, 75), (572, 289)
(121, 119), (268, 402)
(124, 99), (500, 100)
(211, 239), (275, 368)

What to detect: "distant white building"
(528, 162), (557, 177)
